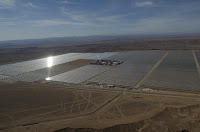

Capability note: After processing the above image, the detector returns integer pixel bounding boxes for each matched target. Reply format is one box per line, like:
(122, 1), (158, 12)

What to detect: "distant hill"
(0, 34), (200, 48)
(0, 35), (126, 48)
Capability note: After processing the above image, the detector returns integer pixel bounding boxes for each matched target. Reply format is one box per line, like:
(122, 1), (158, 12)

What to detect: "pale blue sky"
(0, 0), (200, 41)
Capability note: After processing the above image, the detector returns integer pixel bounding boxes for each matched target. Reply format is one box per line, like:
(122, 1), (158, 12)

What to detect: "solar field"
(0, 53), (117, 76)
(0, 51), (200, 92)
(142, 51), (200, 92)
(3, 59), (94, 83)
(83, 52), (118, 60)
(49, 65), (111, 84)
(195, 50), (200, 70)
(0, 75), (8, 80)
(88, 51), (166, 86)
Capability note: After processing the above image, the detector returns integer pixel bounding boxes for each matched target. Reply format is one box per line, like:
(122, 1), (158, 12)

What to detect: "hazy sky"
(0, 0), (200, 41)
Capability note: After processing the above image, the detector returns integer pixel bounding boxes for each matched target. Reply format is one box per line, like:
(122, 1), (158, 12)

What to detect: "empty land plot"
(2, 59), (94, 83)
(0, 83), (118, 129)
(143, 50), (200, 92)
(87, 92), (200, 128)
(0, 53), (95, 76)
(88, 51), (166, 87)
(43, 92), (200, 132)
(49, 65), (111, 84)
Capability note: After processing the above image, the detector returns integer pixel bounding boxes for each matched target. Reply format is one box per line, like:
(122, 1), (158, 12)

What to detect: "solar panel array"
(0, 52), (117, 77)
(49, 65), (111, 84)
(1, 51), (200, 93)
(83, 52), (118, 60)
(0, 75), (8, 80)
(88, 51), (166, 86)
(4, 59), (94, 83)
(0, 53), (94, 76)
(195, 50), (200, 64)
(143, 51), (200, 92)
(105, 51), (139, 61)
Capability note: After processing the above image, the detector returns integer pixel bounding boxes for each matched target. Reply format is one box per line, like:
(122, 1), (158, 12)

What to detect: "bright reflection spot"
(47, 57), (53, 67)
(46, 77), (51, 81)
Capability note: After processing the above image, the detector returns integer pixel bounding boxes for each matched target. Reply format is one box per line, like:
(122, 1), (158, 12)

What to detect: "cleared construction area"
(0, 83), (118, 130)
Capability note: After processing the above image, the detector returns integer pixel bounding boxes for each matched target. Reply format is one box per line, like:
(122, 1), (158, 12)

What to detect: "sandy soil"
(0, 82), (119, 131)
(2, 90), (199, 132)
(55, 104), (200, 132)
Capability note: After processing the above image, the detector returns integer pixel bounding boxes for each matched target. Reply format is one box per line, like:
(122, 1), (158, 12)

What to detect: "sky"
(0, 0), (200, 41)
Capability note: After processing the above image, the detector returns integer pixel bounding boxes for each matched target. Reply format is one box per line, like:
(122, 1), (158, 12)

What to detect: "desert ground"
(1, 82), (200, 132)
(0, 36), (200, 132)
